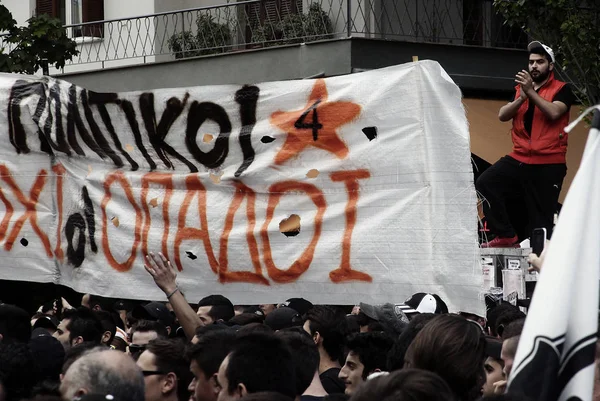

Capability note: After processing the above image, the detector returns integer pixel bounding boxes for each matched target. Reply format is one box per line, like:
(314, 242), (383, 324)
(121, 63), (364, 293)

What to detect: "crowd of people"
(0, 252), (545, 401)
(0, 40), (590, 401)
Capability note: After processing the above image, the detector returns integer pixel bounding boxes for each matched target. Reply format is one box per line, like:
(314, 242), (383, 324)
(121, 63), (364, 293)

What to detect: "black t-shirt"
(523, 84), (576, 135)
(320, 368), (346, 395)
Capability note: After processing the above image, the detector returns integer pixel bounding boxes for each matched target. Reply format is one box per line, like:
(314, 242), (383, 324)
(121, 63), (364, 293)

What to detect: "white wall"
(2, 0), (35, 26)
(56, 0), (157, 74)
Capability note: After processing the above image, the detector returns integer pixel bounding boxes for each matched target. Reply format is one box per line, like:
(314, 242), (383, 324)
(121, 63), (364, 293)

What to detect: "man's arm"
(498, 91), (526, 122)
(526, 91), (568, 121)
(144, 252), (203, 340)
(516, 70), (569, 121)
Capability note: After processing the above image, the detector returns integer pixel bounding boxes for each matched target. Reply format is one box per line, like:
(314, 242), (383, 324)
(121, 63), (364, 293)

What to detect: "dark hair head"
(62, 343), (105, 374)
(349, 369), (457, 401)
(345, 315), (360, 333)
(126, 310), (139, 328)
(238, 392), (294, 401)
(305, 306), (348, 362)
(529, 46), (553, 63)
(22, 395), (62, 401)
(487, 303), (524, 337)
(405, 315), (486, 401)
(146, 339), (193, 401)
(0, 342), (37, 401)
(194, 322), (230, 340)
(236, 323), (273, 336)
(501, 318), (525, 340)
(276, 328), (319, 395)
(387, 313), (436, 371)
(130, 320), (168, 341)
(229, 313), (265, 327)
(95, 311), (117, 345)
(0, 304), (31, 343)
(62, 307), (104, 344)
(87, 294), (111, 311)
(226, 332), (296, 398)
(187, 330), (236, 377)
(197, 295), (235, 322)
(345, 332), (394, 379)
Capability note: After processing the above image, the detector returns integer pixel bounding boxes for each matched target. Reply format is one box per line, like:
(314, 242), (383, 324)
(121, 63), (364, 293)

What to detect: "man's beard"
(531, 69), (550, 83)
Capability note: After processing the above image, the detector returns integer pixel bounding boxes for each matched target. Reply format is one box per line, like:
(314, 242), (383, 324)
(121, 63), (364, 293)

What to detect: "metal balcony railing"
(1, 0), (530, 70)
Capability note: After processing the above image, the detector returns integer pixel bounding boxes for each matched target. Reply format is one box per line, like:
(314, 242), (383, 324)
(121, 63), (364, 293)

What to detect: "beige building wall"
(465, 98), (589, 204)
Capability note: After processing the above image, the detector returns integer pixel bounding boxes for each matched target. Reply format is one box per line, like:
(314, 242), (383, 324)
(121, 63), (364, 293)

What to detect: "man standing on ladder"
(477, 41), (576, 248)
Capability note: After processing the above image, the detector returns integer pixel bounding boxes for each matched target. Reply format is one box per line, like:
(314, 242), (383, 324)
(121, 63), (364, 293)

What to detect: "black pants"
(475, 156), (566, 239)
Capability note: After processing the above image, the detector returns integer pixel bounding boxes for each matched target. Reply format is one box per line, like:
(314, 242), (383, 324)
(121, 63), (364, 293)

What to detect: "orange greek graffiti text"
(261, 181), (326, 283)
(0, 165), (53, 257)
(174, 175), (216, 273)
(218, 181), (269, 285)
(52, 164), (66, 262)
(141, 173), (173, 260)
(329, 170), (372, 283)
(101, 171), (142, 272)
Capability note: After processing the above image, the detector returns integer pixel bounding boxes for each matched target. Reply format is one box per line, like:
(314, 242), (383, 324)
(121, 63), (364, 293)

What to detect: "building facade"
(0, 0), (589, 200)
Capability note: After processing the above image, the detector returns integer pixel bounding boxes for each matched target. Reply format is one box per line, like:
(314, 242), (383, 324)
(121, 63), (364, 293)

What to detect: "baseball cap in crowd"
(528, 41), (555, 63)
(264, 307), (303, 331)
(29, 328), (65, 380)
(32, 315), (59, 331)
(359, 302), (409, 336)
(132, 302), (175, 327)
(282, 298), (313, 316)
(396, 293), (449, 315)
(358, 303), (379, 321)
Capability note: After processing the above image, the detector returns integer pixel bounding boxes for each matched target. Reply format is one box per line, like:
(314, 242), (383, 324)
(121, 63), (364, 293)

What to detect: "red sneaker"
(481, 235), (519, 248)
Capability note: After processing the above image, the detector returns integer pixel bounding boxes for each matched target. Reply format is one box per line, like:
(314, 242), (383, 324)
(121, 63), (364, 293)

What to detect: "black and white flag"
(508, 108), (600, 401)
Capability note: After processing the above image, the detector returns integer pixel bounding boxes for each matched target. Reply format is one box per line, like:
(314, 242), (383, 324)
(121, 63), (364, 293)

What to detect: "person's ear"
(549, 62), (554, 71)
(166, 326), (172, 336)
(93, 305), (101, 312)
(162, 372), (177, 394)
(210, 374), (221, 395)
(72, 336), (84, 346)
(313, 331), (321, 345)
(237, 383), (248, 398)
(101, 331), (112, 344)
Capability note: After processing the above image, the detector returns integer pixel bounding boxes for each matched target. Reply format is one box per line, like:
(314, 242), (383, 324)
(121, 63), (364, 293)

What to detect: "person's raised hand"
(528, 240), (549, 273)
(519, 85), (527, 100)
(515, 70), (534, 95)
(61, 297), (74, 312)
(144, 252), (177, 295)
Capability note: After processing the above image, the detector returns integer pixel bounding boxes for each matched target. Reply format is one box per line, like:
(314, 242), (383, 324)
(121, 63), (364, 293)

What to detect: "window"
(36, 0), (104, 37)
(246, 0), (302, 43)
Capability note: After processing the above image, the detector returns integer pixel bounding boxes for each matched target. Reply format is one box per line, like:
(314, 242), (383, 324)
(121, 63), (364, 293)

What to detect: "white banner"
(0, 61), (482, 313)
(508, 109), (600, 400)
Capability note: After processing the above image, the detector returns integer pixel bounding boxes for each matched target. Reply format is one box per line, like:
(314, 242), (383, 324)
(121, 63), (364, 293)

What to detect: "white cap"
(528, 41), (555, 63)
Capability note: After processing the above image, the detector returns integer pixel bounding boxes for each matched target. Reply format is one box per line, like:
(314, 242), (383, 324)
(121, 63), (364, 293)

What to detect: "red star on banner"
(270, 79), (361, 165)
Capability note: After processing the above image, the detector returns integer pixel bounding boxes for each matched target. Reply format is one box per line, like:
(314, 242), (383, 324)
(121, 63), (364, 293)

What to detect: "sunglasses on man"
(128, 344), (146, 354)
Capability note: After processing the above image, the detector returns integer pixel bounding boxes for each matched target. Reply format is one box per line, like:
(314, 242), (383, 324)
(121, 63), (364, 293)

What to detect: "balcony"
(3, 0), (528, 73)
